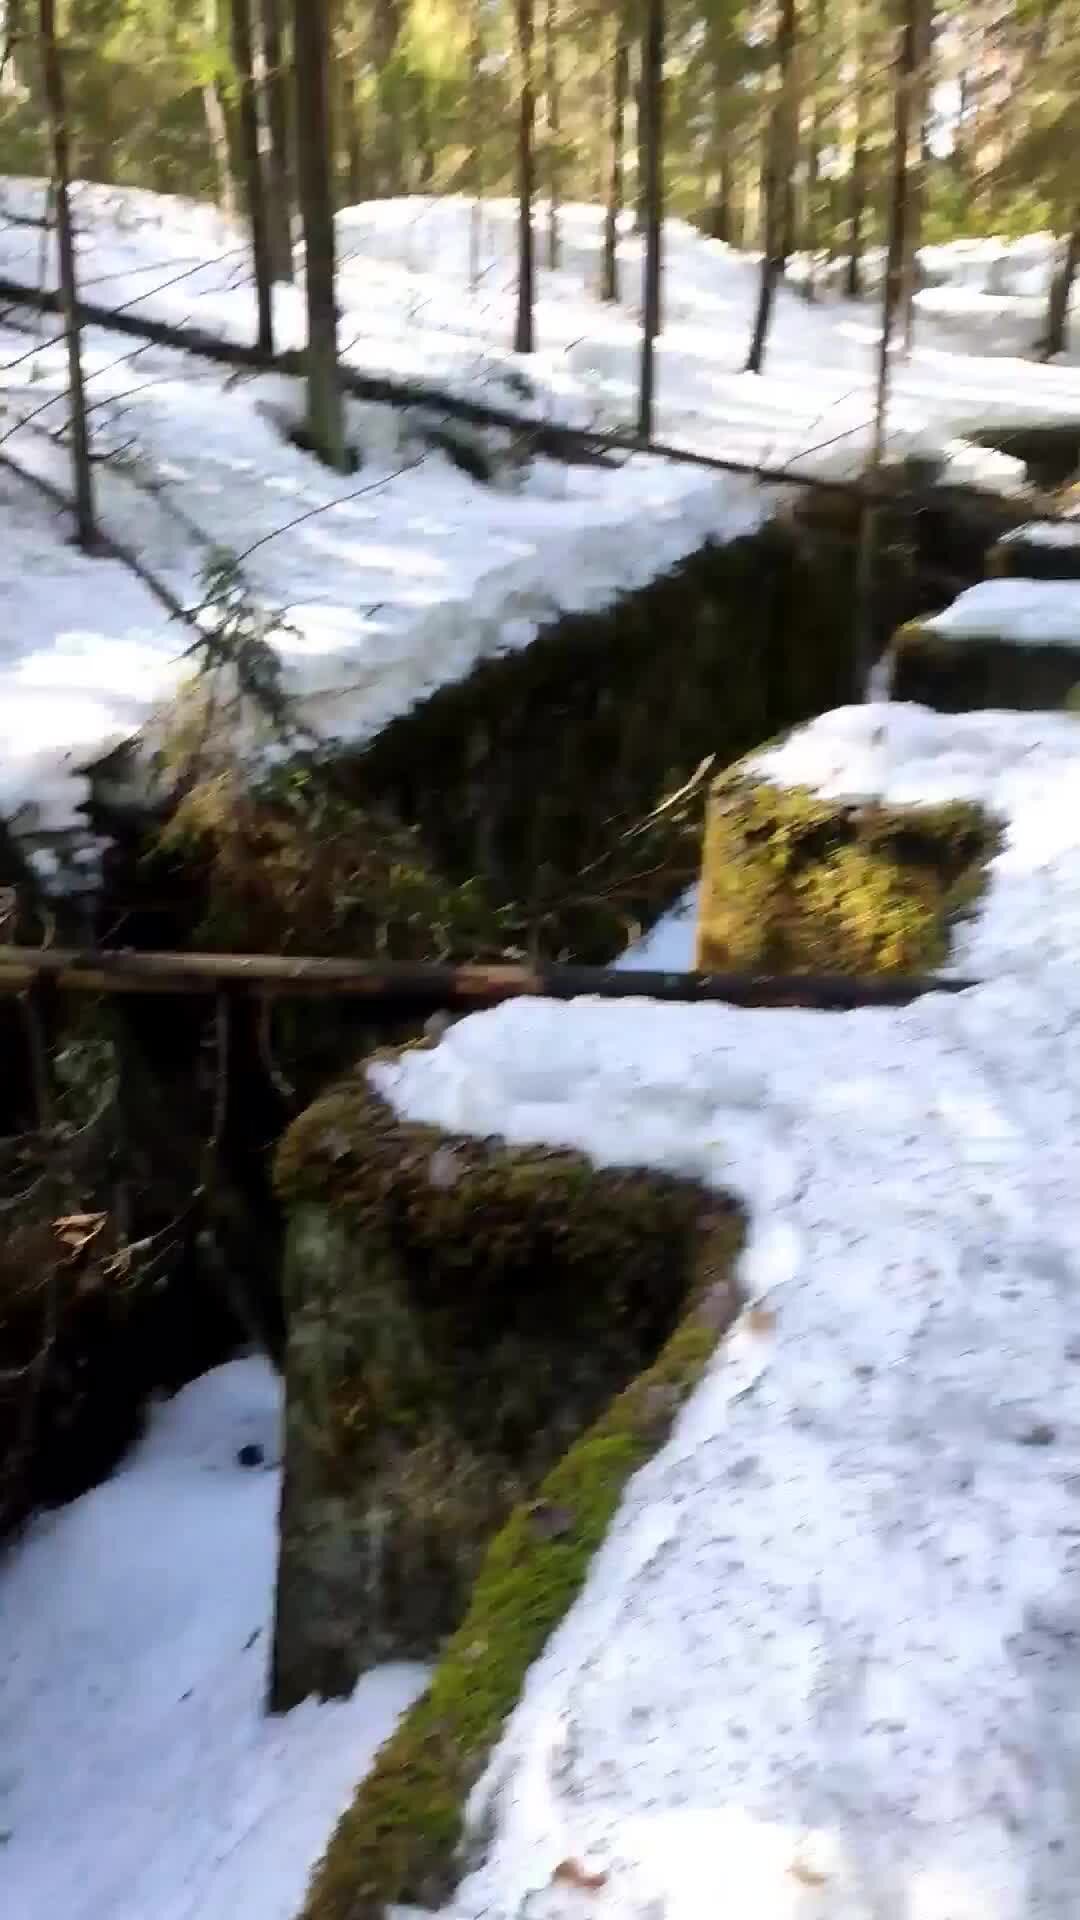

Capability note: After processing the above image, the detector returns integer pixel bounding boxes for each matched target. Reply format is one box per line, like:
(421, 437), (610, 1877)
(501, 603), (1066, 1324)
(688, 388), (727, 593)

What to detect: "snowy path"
(0, 1362), (427, 1920)
(365, 705), (1080, 1920)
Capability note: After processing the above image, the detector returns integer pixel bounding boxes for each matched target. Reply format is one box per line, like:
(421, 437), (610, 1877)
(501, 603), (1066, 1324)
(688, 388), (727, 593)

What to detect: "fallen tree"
(0, 270), (881, 498)
(0, 943), (976, 1009)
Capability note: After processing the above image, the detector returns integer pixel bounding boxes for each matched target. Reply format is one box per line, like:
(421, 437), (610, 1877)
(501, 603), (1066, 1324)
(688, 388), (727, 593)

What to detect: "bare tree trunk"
(803, 0), (827, 296)
(204, 0), (237, 217)
(601, 10), (629, 301)
(777, 21), (799, 270)
(634, 33), (647, 229)
(513, 0), (536, 354)
(231, 0), (275, 353)
(1041, 217), (1080, 360)
(637, 0), (664, 439)
(260, 0), (294, 280)
(39, 0), (95, 550)
(372, 0), (403, 196)
(746, 0), (795, 372)
(294, 0), (346, 469)
(412, 76), (435, 190)
(899, 0), (932, 350)
(340, 42), (366, 205)
(853, 0), (917, 693)
(543, 0), (561, 268)
(844, 63), (868, 297)
(467, 0), (484, 289)
(706, 133), (733, 242)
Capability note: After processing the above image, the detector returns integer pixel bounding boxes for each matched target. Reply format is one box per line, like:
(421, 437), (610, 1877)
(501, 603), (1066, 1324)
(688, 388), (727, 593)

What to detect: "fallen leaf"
(53, 1212), (107, 1256)
(746, 1304), (776, 1334)
(552, 1859), (608, 1893)
(789, 1860), (828, 1887)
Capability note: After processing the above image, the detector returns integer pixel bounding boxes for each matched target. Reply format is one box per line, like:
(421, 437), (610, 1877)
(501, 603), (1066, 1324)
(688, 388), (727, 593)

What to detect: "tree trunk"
(372, 0), (403, 196)
(467, 0), (484, 289)
(844, 35), (868, 300)
(637, 0), (664, 439)
(777, 18), (799, 271)
(634, 35), (647, 230)
(899, 0), (932, 351)
(203, 0), (237, 218)
(260, 0), (294, 281)
(293, 0), (346, 469)
(803, 0), (827, 296)
(513, 0), (536, 354)
(1041, 218), (1080, 360)
(544, 0), (560, 268)
(39, 0), (96, 550)
(231, 0), (275, 353)
(746, 0), (795, 372)
(601, 11), (629, 301)
(706, 126), (733, 243)
(412, 75), (435, 190)
(853, 0), (917, 693)
(340, 43), (366, 205)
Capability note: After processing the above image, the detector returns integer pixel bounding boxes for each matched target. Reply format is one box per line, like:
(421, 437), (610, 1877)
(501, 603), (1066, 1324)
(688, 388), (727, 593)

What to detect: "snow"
(1000, 518), (1080, 548)
(614, 885), (699, 971)
(4, 182), (1080, 836)
(0, 1358), (427, 1920)
(368, 701), (1080, 1920)
(917, 578), (1080, 647)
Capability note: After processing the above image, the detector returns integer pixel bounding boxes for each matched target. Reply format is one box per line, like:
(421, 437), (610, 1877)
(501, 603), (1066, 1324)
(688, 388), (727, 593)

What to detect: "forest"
(3, 5), (1080, 1920)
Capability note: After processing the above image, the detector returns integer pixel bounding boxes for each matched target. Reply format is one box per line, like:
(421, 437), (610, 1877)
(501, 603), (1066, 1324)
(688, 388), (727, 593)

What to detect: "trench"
(0, 481), (1019, 1535)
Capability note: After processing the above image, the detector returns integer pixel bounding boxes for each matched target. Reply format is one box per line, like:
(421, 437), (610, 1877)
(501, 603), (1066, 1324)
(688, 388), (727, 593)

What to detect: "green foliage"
(180, 548), (296, 740)
(697, 771), (997, 974)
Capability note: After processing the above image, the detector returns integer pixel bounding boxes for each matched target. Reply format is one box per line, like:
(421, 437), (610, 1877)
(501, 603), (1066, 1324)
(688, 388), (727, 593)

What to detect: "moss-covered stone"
(986, 532), (1080, 582)
(295, 1179), (742, 1920)
(272, 1070), (734, 1715)
(889, 619), (1080, 712)
(695, 767), (996, 975)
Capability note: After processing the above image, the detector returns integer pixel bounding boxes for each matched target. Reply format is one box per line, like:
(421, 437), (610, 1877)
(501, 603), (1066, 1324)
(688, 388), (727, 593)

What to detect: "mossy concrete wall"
(345, 524), (858, 962)
(271, 1069), (729, 1715)
(696, 767), (996, 974)
(294, 1167), (743, 1920)
(889, 622), (1080, 712)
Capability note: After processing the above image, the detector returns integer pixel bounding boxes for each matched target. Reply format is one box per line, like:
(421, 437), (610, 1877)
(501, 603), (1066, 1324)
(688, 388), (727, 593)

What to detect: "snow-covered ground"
(3, 183), (1080, 834)
(0, 1358), (427, 1920)
(366, 702), (1080, 1920)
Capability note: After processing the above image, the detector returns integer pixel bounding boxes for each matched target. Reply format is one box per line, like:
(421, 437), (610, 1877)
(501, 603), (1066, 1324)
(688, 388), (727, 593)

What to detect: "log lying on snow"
(0, 271), (876, 498)
(0, 945), (976, 1008)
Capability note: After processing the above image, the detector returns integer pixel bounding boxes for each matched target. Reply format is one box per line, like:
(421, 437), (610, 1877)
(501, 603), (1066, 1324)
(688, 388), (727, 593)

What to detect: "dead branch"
(0, 943), (977, 1010)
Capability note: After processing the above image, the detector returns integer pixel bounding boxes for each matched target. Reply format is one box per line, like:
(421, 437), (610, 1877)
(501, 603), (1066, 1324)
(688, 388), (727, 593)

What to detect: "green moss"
(272, 1072), (727, 1708)
(298, 1207), (742, 1920)
(696, 769), (997, 974)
